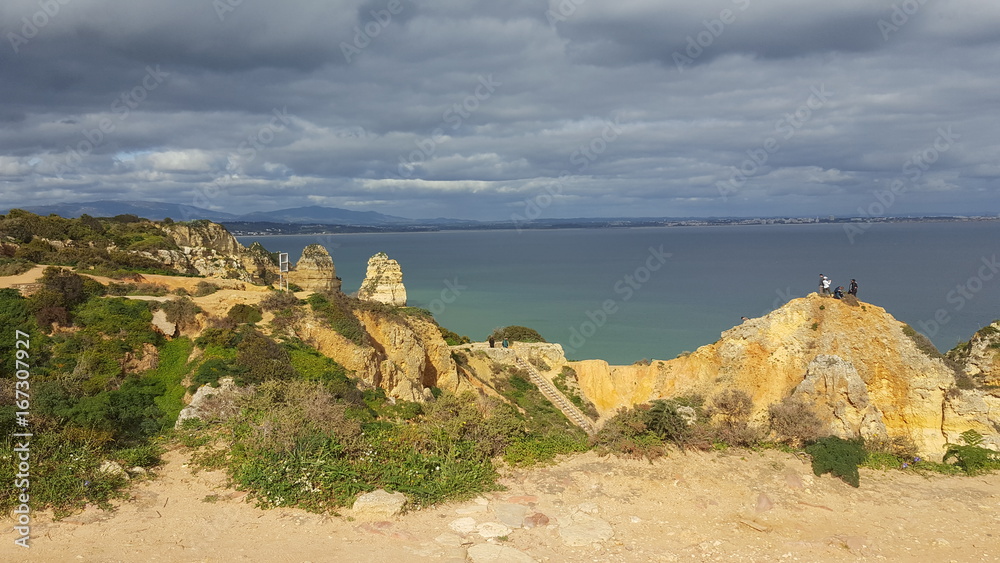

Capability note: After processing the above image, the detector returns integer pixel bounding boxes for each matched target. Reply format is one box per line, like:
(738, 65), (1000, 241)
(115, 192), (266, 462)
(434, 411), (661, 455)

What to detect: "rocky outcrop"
(791, 354), (888, 441)
(296, 308), (458, 402)
(175, 377), (244, 427)
(122, 342), (160, 374)
(570, 294), (975, 456)
(162, 221), (241, 255)
(948, 321), (1000, 387)
(357, 252), (406, 306)
(287, 244), (341, 293)
(151, 309), (178, 337)
(158, 221), (277, 284)
(943, 389), (1000, 450)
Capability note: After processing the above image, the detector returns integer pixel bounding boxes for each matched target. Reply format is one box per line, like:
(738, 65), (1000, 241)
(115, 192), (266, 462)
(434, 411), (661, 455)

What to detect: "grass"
(149, 338), (196, 427)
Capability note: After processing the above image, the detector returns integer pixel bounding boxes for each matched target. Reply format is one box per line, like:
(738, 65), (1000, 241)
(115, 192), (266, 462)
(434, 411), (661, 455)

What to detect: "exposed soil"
(3, 447), (999, 562)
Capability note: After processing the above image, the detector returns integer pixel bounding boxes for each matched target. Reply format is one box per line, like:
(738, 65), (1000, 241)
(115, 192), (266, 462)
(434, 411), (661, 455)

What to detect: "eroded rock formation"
(159, 221), (277, 284)
(566, 294), (998, 456)
(287, 244), (342, 293)
(296, 307), (457, 402)
(948, 320), (1000, 387)
(357, 252), (406, 306)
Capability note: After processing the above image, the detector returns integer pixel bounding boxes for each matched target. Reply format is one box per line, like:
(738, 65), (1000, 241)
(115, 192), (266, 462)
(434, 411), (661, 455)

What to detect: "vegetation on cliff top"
(0, 209), (188, 277)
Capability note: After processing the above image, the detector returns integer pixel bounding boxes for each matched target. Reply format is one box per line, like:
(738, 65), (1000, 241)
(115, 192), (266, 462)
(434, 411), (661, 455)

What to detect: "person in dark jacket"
(849, 279), (858, 296)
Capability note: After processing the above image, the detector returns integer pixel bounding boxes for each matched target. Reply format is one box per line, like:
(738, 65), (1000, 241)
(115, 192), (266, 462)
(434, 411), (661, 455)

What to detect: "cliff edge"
(569, 294), (1000, 456)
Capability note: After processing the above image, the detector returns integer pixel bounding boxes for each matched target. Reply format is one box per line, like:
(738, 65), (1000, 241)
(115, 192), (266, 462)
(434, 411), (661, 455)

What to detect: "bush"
(768, 396), (824, 446)
(943, 430), (1000, 475)
(0, 257), (34, 276)
(489, 326), (546, 343)
(591, 405), (667, 460)
(710, 389), (761, 447)
(306, 292), (367, 346)
(226, 303), (263, 325)
(440, 326), (470, 346)
(160, 297), (202, 331)
(194, 326), (242, 349)
(805, 436), (866, 487)
(260, 290), (301, 312)
(193, 281), (220, 297)
(234, 330), (296, 384)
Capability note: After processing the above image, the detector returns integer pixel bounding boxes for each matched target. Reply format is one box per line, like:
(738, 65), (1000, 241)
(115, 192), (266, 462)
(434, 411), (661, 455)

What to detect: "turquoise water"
(239, 221), (1000, 364)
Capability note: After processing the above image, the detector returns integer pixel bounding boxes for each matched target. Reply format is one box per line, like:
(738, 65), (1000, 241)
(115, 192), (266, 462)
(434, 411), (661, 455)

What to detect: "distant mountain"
(10, 200), (417, 226)
(17, 200), (237, 222)
(235, 205), (409, 225)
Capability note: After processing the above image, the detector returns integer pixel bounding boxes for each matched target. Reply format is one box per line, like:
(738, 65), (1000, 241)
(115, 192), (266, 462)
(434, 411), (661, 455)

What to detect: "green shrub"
(440, 326), (470, 346)
(195, 327), (242, 349)
(805, 436), (866, 487)
(0, 425), (130, 519)
(0, 257), (34, 276)
(490, 326), (546, 343)
(591, 405), (665, 459)
(943, 430), (1000, 475)
(160, 297), (202, 331)
(504, 433), (589, 466)
(306, 292), (367, 345)
(234, 330), (296, 385)
(114, 443), (164, 468)
(227, 303), (263, 325)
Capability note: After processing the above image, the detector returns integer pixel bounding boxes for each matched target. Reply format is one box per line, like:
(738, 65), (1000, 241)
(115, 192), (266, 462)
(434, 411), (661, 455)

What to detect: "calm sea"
(238, 221), (1000, 364)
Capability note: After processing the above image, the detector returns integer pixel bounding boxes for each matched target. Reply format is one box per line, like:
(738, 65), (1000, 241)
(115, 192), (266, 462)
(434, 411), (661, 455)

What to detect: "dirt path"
(3, 448), (998, 562)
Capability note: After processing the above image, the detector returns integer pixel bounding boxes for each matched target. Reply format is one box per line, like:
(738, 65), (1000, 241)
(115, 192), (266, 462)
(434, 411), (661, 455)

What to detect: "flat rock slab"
(493, 503), (528, 528)
(476, 522), (512, 539)
(351, 489), (406, 520)
(449, 517), (478, 535)
(467, 544), (537, 563)
(558, 514), (614, 546)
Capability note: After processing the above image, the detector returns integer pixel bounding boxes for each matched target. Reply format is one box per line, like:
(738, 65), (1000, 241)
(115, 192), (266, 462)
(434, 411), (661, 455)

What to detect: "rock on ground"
(351, 489), (407, 520)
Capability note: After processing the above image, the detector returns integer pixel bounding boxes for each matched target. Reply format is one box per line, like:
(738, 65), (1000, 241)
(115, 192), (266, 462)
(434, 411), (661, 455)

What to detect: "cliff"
(948, 320), (1000, 387)
(357, 252), (407, 306)
(287, 244), (342, 293)
(296, 308), (458, 402)
(158, 221), (277, 284)
(567, 294), (999, 456)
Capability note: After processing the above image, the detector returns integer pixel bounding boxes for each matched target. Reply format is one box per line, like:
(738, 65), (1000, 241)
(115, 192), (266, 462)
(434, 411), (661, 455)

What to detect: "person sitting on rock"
(834, 286), (844, 299)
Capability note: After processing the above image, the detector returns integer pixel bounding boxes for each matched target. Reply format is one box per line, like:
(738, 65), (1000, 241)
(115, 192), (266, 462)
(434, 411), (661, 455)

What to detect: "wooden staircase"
(514, 356), (597, 435)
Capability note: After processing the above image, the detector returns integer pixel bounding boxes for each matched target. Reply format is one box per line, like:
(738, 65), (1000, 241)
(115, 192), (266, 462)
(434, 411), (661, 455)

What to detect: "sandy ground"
(0, 265), (279, 319)
(3, 447), (999, 563)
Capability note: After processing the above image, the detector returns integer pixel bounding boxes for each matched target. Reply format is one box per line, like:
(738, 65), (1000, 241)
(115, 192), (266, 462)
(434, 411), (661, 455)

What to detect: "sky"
(1, 0), (999, 221)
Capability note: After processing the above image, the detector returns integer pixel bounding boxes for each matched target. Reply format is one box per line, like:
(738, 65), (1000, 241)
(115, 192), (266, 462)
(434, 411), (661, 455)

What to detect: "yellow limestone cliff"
(570, 294), (999, 456)
(296, 309), (459, 402)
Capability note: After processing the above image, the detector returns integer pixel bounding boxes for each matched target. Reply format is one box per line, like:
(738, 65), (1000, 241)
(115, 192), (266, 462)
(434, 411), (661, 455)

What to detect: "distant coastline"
(225, 214), (1000, 236)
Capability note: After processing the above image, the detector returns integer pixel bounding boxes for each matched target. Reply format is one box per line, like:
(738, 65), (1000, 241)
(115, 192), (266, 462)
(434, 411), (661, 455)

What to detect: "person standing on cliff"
(488, 335), (495, 348)
(849, 279), (858, 296)
(819, 274), (832, 295)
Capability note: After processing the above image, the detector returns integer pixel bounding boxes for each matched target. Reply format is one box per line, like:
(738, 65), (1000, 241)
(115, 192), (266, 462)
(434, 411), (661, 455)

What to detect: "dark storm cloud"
(0, 0), (998, 220)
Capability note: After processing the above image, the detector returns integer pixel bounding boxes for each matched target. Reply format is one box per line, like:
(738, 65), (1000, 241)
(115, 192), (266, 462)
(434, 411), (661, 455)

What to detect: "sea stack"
(358, 252), (407, 306)
(287, 244), (342, 293)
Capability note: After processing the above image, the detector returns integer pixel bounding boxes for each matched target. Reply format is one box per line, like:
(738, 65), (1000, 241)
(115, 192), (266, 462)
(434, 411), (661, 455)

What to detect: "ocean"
(238, 221), (1000, 364)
